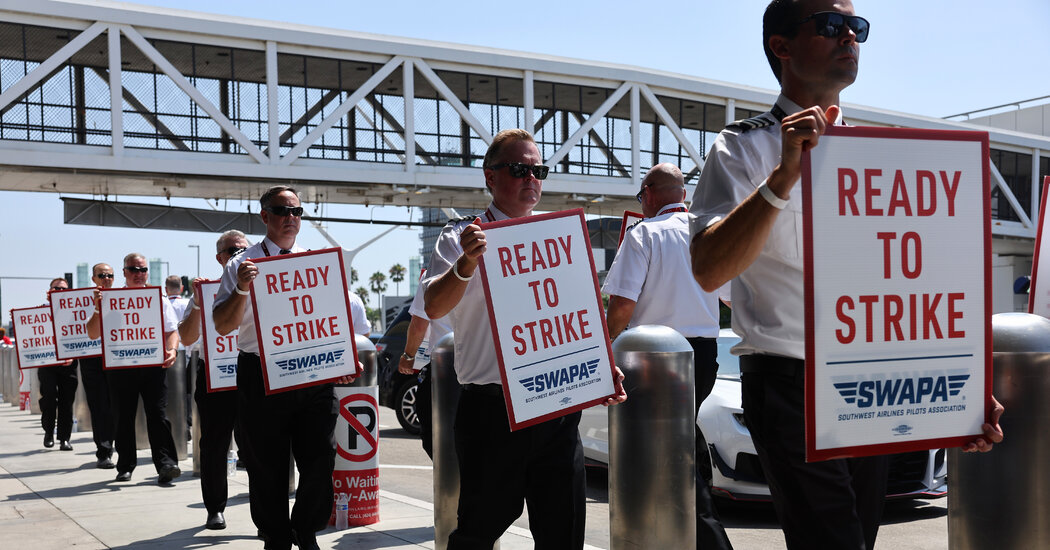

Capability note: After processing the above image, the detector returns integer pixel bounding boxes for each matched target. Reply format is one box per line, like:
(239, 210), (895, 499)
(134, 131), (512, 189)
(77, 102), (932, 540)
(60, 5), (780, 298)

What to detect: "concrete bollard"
(948, 312), (1050, 549)
(609, 325), (696, 550)
(133, 350), (188, 460)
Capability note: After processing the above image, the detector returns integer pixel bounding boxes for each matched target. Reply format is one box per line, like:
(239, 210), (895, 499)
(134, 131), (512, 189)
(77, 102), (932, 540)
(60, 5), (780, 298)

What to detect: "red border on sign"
(195, 279), (236, 393)
(98, 286), (166, 370)
(337, 393), (379, 462)
(1028, 176), (1050, 314)
(617, 210), (643, 248)
(476, 208), (617, 431)
(802, 125), (993, 462)
(249, 247), (360, 395)
(48, 287), (102, 360)
(10, 306), (64, 369)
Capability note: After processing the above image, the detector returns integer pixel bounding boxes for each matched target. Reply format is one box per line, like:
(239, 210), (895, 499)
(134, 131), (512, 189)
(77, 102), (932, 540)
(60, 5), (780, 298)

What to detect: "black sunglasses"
(635, 184), (652, 203)
(486, 163), (550, 180)
(51, 286), (67, 291)
(94, 273), (115, 279)
(124, 266), (148, 273)
(798, 12), (869, 43)
(222, 246), (247, 257)
(264, 205), (304, 217)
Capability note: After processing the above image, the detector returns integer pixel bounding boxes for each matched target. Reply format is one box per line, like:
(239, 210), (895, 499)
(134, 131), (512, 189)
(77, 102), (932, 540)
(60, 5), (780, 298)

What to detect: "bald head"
(639, 163), (686, 217)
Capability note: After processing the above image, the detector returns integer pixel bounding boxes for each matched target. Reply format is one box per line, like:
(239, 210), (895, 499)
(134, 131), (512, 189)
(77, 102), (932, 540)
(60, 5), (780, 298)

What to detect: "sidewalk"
(0, 403), (542, 549)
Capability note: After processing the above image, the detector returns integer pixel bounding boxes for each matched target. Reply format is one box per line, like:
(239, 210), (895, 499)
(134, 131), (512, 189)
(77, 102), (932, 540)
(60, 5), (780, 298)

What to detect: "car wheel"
(395, 378), (422, 435)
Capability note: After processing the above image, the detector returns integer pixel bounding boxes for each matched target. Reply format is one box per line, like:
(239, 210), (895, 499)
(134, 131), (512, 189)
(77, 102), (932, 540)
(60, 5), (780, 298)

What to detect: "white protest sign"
(250, 248), (359, 394)
(49, 288), (101, 360)
(802, 126), (991, 461)
(1028, 177), (1050, 317)
(11, 306), (62, 369)
(196, 279), (238, 392)
(100, 287), (166, 369)
(477, 208), (616, 430)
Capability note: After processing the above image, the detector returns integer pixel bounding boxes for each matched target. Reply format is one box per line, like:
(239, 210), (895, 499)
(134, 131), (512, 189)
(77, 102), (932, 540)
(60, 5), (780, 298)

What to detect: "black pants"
(107, 366), (179, 474)
(687, 337), (733, 550)
(416, 365), (433, 459)
(78, 357), (114, 460)
(448, 387), (586, 550)
(236, 352), (337, 548)
(741, 356), (890, 550)
(194, 359), (241, 514)
(38, 363), (78, 441)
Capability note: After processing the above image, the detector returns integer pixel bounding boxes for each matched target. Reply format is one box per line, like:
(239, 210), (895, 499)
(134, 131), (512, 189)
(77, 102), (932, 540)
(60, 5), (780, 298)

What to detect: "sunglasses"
(264, 205), (304, 217)
(635, 184), (652, 203)
(222, 246), (247, 256)
(94, 273), (115, 279)
(51, 286), (67, 291)
(486, 163), (550, 180)
(798, 12), (869, 43)
(124, 266), (148, 273)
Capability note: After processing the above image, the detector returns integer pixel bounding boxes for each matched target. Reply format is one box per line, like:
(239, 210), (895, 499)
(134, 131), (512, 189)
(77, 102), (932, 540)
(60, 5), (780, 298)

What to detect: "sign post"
(477, 208), (617, 430)
(250, 248), (359, 394)
(802, 126), (991, 461)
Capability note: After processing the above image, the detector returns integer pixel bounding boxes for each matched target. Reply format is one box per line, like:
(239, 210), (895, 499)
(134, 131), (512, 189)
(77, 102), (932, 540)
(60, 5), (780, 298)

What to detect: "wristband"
(401, 353), (415, 362)
(453, 262), (473, 282)
(191, 300), (200, 310)
(757, 182), (788, 210)
(234, 285), (250, 296)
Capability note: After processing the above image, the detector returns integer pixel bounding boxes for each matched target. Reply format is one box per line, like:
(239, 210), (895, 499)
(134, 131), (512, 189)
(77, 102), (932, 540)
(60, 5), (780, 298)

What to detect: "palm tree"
(389, 263), (406, 295)
(368, 271), (387, 309)
(355, 286), (370, 305)
(350, 267), (359, 286)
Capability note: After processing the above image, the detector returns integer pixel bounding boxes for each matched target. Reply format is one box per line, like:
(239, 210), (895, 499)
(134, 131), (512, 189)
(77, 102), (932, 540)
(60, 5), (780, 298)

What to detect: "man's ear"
(484, 168), (495, 193)
(769, 34), (792, 62)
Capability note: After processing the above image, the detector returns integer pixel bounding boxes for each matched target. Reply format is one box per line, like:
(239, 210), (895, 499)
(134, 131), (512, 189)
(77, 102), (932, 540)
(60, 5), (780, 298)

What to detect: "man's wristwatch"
(400, 353), (415, 362)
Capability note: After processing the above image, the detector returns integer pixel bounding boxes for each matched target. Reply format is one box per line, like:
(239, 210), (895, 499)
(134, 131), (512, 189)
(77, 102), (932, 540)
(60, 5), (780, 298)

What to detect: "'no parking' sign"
(332, 386), (379, 526)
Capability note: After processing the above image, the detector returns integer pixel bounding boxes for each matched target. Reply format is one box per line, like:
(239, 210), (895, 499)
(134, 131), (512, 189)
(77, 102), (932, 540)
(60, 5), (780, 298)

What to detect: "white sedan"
(579, 329), (948, 501)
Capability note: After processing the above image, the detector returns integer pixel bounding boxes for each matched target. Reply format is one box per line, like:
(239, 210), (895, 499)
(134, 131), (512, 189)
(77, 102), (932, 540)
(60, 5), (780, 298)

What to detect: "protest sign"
(196, 279), (238, 392)
(802, 126), (991, 461)
(477, 208), (616, 430)
(1027, 177), (1050, 316)
(617, 210), (643, 247)
(11, 306), (62, 369)
(100, 287), (166, 369)
(250, 248), (359, 394)
(49, 288), (101, 360)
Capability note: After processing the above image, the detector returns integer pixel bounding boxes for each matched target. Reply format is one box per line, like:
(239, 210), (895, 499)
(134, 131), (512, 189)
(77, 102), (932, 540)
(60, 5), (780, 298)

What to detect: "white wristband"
(234, 285), (250, 296)
(757, 182), (789, 210)
(453, 262), (473, 282)
(191, 301), (200, 310)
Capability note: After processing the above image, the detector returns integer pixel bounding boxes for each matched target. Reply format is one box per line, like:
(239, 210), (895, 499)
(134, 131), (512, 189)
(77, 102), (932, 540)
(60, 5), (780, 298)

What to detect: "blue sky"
(2, 0), (1047, 315)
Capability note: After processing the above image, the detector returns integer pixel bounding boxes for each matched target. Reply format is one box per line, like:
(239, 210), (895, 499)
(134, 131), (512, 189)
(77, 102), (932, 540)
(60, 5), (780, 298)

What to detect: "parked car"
(376, 305), (422, 434)
(579, 328), (948, 501)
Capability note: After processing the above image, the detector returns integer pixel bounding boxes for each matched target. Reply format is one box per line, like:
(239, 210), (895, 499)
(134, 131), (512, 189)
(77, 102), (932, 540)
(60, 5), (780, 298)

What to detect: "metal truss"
(0, 0), (1047, 236)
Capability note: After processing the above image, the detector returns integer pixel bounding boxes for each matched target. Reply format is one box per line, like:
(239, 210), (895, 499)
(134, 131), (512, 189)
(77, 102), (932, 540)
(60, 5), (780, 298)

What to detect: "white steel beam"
(524, 70), (535, 136)
(991, 162), (1034, 228)
(280, 56), (405, 165)
(1032, 149), (1042, 223)
(404, 59), (415, 173)
(118, 25), (268, 164)
(638, 84), (705, 172)
(546, 82), (631, 167)
(0, 21), (107, 114)
(107, 25), (123, 158)
(266, 41), (279, 164)
(630, 84), (640, 184)
(413, 58), (494, 144)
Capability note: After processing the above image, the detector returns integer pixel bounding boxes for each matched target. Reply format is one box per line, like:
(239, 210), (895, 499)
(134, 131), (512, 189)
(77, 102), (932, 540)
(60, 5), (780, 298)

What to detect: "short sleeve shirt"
(348, 292), (370, 336)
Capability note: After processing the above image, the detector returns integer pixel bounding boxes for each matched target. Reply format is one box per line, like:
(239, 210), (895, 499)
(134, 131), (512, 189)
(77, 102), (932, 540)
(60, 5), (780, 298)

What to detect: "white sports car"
(579, 329), (948, 501)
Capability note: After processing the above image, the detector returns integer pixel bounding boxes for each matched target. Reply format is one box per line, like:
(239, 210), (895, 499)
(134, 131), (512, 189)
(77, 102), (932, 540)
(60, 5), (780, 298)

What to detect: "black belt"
(739, 354), (804, 374)
(462, 383), (502, 396)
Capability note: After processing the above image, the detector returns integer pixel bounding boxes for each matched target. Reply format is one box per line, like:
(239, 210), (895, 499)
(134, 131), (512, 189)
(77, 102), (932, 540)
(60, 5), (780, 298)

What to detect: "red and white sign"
(250, 248), (360, 394)
(196, 279), (239, 392)
(1028, 177), (1050, 316)
(11, 306), (62, 369)
(477, 209), (617, 431)
(617, 210), (644, 248)
(802, 126), (991, 461)
(49, 288), (102, 360)
(99, 287), (166, 369)
(332, 387), (379, 526)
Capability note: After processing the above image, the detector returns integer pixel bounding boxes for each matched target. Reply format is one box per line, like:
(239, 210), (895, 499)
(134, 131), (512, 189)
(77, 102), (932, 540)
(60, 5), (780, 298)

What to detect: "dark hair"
(260, 185), (299, 210)
(763, 0), (805, 82)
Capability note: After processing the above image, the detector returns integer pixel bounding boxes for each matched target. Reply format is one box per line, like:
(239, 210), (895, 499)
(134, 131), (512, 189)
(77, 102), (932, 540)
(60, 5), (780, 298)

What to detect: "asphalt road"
(374, 406), (949, 549)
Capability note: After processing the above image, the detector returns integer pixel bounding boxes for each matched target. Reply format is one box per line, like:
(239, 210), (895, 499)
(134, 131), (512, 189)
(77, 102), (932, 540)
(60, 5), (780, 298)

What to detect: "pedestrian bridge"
(0, 0), (1047, 240)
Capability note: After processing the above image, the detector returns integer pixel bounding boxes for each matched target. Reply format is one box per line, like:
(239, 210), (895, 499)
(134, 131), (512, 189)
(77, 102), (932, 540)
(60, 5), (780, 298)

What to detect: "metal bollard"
(609, 325), (696, 550)
(73, 360), (92, 430)
(0, 345), (12, 404)
(948, 312), (1050, 549)
(189, 351), (201, 476)
(29, 366), (42, 414)
(133, 350), (189, 460)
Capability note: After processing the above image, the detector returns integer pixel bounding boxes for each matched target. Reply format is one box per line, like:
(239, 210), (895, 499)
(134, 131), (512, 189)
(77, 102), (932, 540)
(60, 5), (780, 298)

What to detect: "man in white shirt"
(423, 129), (625, 548)
(603, 163), (732, 550)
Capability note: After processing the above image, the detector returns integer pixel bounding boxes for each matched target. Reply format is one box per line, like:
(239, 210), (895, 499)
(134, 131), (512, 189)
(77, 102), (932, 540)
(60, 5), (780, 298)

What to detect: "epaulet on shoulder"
(626, 219), (644, 232)
(446, 214), (474, 227)
(725, 113), (776, 132)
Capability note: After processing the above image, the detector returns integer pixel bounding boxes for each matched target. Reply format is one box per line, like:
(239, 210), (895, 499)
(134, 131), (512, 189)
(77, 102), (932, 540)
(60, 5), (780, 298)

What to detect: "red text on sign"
(264, 266), (330, 294)
(510, 308), (592, 355)
(838, 169), (962, 217)
(835, 292), (966, 344)
(497, 235), (573, 277)
(271, 315), (341, 345)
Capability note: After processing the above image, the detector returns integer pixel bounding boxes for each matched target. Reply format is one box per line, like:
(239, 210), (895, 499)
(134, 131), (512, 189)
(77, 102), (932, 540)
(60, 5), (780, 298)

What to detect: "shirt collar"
(655, 202), (688, 217)
(484, 202), (515, 222)
(262, 235), (299, 256)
